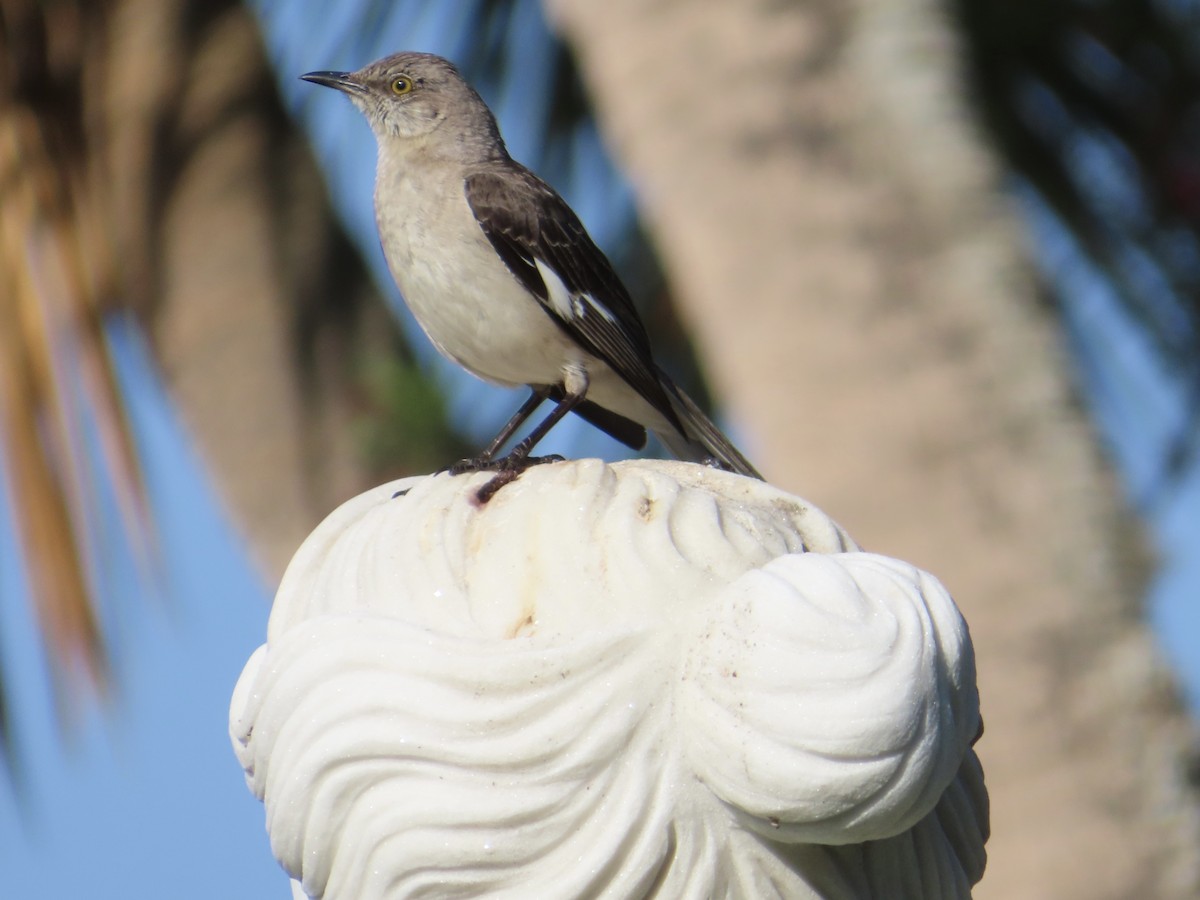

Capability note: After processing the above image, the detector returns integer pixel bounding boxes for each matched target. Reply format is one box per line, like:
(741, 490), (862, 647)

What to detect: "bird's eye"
(390, 75), (414, 96)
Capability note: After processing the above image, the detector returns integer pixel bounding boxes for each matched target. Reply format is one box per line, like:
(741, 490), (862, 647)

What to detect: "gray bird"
(302, 52), (761, 481)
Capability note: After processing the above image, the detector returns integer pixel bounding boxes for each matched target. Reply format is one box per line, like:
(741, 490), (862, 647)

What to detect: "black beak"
(300, 70), (368, 95)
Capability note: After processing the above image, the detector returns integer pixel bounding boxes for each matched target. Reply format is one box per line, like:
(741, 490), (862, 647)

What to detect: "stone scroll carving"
(231, 460), (987, 899)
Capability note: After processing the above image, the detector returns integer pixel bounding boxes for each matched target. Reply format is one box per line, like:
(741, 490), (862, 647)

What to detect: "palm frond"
(0, 0), (153, 744)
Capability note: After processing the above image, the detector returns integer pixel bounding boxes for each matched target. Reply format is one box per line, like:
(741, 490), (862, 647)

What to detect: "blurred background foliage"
(955, 0), (1200, 497)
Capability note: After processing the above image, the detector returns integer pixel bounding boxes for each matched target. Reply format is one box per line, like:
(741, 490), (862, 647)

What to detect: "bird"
(301, 52), (761, 487)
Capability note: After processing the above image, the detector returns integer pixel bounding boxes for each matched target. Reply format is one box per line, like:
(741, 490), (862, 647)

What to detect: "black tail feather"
(656, 375), (762, 479)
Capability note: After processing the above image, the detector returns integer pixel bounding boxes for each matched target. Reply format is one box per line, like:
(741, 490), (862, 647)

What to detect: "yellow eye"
(390, 75), (414, 95)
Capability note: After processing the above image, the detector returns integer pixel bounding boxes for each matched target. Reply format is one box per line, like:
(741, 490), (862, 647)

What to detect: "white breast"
(374, 162), (576, 389)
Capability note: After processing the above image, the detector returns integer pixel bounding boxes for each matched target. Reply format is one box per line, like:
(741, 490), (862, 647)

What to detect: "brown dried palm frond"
(0, 0), (153, 745)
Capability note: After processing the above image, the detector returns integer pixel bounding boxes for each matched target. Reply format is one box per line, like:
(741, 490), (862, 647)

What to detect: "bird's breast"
(374, 167), (574, 387)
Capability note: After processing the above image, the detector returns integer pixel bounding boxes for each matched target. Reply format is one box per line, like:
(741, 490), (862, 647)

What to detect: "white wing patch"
(534, 258), (616, 324)
(534, 259), (575, 319)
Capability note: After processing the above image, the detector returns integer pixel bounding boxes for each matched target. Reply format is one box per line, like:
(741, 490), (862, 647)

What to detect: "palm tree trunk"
(546, 0), (1200, 895)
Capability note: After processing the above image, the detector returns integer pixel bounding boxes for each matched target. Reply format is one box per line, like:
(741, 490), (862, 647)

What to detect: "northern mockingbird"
(302, 52), (761, 484)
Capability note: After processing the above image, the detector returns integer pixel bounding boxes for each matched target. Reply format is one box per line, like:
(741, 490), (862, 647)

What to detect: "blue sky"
(0, 320), (288, 898)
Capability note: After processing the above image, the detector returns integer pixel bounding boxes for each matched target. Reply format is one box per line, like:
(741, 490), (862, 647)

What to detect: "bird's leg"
(497, 397), (576, 465)
(474, 369), (588, 502)
(501, 366), (588, 466)
(481, 386), (552, 460)
(447, 386), (551, 475)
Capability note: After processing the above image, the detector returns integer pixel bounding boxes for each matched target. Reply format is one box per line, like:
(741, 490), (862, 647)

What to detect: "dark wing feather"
(554, 393), (647, 450)
(464, 165), (683, 434)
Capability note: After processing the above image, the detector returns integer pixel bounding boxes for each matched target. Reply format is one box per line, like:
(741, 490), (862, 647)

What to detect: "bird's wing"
(464, 166), (683, 434)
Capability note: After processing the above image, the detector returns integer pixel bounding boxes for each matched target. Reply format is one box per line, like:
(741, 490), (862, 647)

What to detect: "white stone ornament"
(230, 460), (988, 899)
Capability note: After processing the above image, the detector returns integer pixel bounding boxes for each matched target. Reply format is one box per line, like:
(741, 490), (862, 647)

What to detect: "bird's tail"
(655, 374), (762, 480)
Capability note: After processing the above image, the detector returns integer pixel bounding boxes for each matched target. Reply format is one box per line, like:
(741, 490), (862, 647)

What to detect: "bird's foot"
(442, 455), (498, 476)
(444, 453), (564, 476)
(469, 454), (565, 504)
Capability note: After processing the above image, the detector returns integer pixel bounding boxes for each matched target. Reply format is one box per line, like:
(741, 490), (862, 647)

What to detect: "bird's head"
(302, 52), (506, 159)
